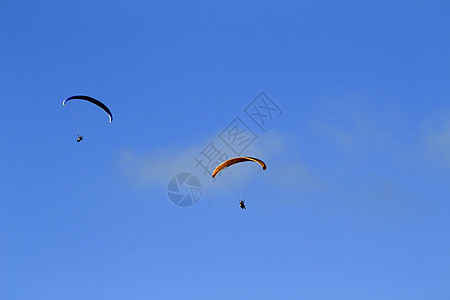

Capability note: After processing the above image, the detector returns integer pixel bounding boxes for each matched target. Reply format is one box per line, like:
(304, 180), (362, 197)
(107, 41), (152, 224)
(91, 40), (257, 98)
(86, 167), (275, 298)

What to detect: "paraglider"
(212, 157), (267, 209)
(63, 95), (113, 142)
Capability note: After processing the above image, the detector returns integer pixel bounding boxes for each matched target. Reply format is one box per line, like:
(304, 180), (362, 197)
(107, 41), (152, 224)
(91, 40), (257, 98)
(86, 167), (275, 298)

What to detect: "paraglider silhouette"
(63, 95), (113, 142)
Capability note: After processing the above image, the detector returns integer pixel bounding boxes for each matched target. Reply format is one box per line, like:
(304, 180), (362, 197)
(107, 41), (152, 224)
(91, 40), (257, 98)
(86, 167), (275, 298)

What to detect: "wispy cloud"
(308, 94), (403, 155)
(116, 129), (320, 204)
(117, 144), (202, 189)
(116, 94), (449, 212)
(421, 111), (450, 168)
(276, 94), (443, 215)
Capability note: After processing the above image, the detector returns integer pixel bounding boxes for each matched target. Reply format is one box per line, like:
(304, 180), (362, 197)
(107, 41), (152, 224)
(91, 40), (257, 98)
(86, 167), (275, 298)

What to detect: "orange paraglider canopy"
(212, 157), (266, 179)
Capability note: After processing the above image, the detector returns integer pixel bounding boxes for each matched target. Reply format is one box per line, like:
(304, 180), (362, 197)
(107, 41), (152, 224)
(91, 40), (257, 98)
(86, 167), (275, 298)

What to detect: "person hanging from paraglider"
(239, 200), (246, 210)
(211, 157), (267, 210)
(63, 95), (113, 144)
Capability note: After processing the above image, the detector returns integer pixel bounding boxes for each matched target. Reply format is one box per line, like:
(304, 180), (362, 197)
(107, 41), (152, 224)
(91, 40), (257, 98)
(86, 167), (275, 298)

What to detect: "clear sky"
(1, 1), (449, 299)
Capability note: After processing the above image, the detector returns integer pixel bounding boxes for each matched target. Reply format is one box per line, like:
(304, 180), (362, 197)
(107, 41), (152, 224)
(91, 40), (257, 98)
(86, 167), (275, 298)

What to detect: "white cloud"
(116, 129), (320, 205)
(116, 94), (450, 212)
(117, 145), (202, 189)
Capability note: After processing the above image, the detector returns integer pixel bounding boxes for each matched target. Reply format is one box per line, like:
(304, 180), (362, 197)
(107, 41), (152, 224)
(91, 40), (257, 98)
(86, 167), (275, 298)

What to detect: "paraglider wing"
(212, 157), (266, 178)
(63, 95), (113, 122)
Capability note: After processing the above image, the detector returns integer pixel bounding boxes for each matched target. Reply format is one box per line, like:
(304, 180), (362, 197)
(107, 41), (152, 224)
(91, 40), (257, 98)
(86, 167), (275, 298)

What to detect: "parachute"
(212, 157), (267, 179)
(63, 95), (113, 122)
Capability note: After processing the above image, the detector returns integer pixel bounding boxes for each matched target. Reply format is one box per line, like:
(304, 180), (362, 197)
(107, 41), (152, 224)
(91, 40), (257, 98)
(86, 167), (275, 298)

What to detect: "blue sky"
(1, 1), (449, 299)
